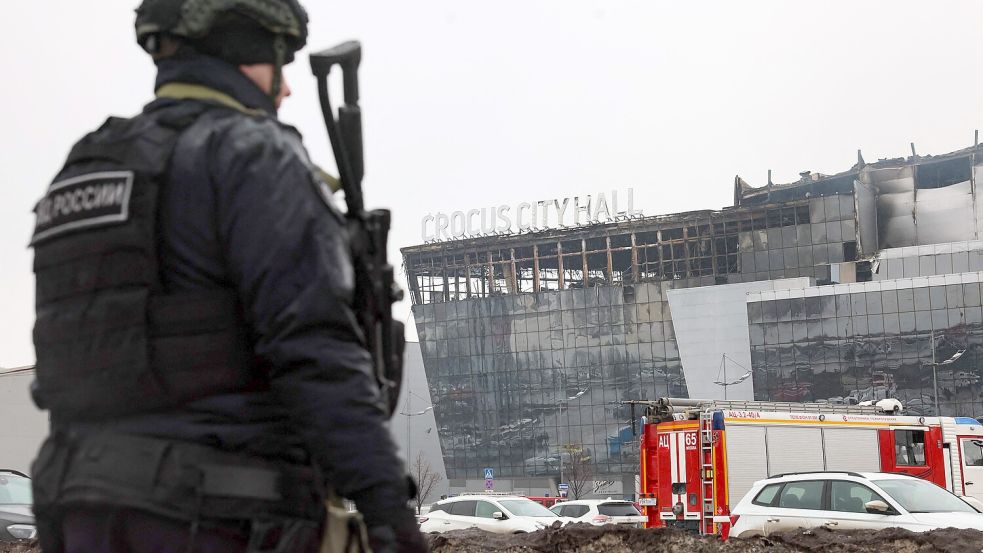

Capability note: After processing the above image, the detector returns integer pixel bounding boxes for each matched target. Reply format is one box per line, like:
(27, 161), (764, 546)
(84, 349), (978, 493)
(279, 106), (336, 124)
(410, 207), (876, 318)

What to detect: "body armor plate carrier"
(31, 103), (263, 420)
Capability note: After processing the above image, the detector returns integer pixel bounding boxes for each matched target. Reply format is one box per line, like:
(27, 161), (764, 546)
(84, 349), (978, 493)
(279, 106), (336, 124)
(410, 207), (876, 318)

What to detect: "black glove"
(366, 512), (427, 553)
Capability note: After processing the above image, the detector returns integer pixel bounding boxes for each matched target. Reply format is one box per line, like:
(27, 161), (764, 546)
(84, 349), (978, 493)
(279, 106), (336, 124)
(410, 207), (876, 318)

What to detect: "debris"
(5, 525), (983, 553)
(424, 524), (983, 553)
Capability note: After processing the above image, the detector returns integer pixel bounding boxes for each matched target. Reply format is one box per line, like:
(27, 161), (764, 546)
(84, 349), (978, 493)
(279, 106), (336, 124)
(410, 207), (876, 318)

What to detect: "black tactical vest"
(31, 104), (263, 420)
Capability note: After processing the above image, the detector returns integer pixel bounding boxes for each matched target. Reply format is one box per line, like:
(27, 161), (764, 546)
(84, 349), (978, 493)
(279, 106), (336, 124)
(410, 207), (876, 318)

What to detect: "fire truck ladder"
(629, 397), (894, 421)
(698, 408), (716, 535)
(679, 398), (889, 414)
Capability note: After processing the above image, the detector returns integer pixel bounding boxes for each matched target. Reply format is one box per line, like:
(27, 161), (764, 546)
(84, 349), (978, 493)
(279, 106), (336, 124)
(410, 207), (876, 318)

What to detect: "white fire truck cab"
(630, 397), (983, 537)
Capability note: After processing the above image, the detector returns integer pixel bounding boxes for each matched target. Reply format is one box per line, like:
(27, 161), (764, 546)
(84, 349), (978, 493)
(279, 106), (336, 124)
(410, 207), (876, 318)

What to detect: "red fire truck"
(630, 398), (983, 537)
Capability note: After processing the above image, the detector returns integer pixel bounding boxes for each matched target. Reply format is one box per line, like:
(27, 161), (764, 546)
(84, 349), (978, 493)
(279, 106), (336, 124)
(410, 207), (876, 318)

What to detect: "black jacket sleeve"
(211, 117), (411, 528)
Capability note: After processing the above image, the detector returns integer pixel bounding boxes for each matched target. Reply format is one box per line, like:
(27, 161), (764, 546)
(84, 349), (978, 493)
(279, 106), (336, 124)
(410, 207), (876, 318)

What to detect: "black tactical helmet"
(135, 0), (308, 99)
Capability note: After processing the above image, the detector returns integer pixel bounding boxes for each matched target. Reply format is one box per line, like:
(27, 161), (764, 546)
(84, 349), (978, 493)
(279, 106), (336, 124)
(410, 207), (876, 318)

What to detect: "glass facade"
(748, 276), (983, 417)
(734, 194), (856, 283)
(414, 281), (685, 480)
(407, 194), (861, 484)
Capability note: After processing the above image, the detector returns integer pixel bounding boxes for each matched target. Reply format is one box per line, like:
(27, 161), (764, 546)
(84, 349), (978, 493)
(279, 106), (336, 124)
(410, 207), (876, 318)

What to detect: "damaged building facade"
(401, 143), (983, 496)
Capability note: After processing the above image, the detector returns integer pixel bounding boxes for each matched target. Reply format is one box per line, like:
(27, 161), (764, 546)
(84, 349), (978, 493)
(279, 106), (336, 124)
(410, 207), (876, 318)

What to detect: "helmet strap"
(271, 34), (287, 107)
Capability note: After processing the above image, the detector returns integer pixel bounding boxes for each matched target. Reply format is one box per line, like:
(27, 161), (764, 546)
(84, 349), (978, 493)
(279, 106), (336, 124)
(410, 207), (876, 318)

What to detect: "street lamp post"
(559, 439), (564, 489)
(400, 391), (434, 465)
(714, 354), (752, 400)
(923, 333), (966, 416)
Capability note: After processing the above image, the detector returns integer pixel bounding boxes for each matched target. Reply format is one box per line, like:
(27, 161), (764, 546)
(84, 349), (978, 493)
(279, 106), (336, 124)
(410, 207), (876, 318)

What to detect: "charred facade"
(402, 142), (983, 496)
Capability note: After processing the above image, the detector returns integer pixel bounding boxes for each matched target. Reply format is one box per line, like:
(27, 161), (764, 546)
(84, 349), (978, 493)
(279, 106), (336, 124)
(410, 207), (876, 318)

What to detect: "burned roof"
(735, 141), (983, 207)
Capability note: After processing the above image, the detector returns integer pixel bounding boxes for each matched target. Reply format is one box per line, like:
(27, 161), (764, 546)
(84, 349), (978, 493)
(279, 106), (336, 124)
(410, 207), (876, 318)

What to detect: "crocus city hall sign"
(421, 188), (643, 241)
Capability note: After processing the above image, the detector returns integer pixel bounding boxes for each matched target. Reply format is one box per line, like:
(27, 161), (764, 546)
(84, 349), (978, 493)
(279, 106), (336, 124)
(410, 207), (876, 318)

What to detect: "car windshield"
(873, 478), (977, 514)
(598, 502), (641, 516)
(498, 499), (559, 517)
(0, 474), (32, 505)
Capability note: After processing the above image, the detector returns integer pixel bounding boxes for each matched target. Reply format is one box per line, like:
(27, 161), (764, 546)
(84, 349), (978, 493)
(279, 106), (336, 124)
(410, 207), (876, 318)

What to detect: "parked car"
(730, 471), (983, 538)
(0, 470), (35, 543)
(419, 494), (572, 534)
(550, 499), (647, 527)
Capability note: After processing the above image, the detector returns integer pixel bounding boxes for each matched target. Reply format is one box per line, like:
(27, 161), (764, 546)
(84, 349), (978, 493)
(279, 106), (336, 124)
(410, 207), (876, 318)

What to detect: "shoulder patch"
(32, 171), (134, 245)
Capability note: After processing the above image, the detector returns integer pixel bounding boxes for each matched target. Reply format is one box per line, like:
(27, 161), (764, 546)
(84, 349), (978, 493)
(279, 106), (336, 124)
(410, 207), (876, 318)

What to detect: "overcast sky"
(3, 1), (983, 367)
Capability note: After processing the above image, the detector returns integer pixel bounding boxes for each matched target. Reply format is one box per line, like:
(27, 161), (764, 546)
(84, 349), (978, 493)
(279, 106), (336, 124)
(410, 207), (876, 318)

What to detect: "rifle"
(310, 41), (405, 417)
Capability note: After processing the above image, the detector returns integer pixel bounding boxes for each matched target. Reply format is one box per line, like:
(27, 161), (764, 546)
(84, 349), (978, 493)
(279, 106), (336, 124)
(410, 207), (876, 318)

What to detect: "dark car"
(0, 470), (35, 542)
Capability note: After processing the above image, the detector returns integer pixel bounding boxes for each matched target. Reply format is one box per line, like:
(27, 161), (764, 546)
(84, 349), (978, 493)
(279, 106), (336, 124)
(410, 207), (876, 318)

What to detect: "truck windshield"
(499, 499), (559, 517)
(873, 479), (977, 513)
(0, 474), (32, 505)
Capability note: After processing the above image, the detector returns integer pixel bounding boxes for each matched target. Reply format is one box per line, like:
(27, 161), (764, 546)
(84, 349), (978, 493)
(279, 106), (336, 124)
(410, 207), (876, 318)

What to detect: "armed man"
(29, 1), (427, 552)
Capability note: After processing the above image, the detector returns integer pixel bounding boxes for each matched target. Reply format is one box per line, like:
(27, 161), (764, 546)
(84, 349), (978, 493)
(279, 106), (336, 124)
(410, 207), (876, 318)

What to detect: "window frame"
(752, 478), (904, 514)
(752, 482), (785, 507)
(447, 500), (477, 517)
(828, 479), (889, 514)
(963, 439), (983, 467)
(894, 430), (927, 467)
(474, 500), (499, 519)
(775, 479), (826, 511)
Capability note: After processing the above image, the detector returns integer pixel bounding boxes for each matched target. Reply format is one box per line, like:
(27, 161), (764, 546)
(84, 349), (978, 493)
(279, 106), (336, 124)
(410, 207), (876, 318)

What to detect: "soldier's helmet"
(134, 0), (308, 66)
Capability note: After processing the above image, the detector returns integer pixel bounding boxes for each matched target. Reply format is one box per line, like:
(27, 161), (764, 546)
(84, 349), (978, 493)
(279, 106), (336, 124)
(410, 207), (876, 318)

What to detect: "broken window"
(843, 241), (858, 262)
(915, 156), (971, 189)
(404, 203), (815, 304)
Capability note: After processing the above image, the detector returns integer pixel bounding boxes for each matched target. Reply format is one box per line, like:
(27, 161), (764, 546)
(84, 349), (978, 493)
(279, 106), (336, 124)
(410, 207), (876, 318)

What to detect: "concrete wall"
(0, 369), (48, 474)
(391, 342), (449, 502)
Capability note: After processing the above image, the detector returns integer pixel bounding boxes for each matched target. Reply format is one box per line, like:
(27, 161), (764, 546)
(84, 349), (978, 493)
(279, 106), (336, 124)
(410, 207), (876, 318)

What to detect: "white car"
(550, 499), (647, 527)
(419, 495), (570, 534)
(730, 471), (983, 538)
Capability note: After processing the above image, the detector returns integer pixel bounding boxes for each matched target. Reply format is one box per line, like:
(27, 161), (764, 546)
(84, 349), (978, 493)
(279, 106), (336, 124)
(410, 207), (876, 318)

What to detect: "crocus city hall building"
(402, 143), (983, 496)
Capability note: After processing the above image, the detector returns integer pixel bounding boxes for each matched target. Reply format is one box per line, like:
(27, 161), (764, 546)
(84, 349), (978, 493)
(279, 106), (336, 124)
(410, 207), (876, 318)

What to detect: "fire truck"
(630, 397), (983, 537)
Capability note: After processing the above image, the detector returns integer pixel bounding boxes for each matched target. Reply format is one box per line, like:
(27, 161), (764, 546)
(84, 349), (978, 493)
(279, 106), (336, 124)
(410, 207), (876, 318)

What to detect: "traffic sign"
(558, 483), (568, 497)
(484, 468), (494, 479)
(485, 478), (494, 490)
